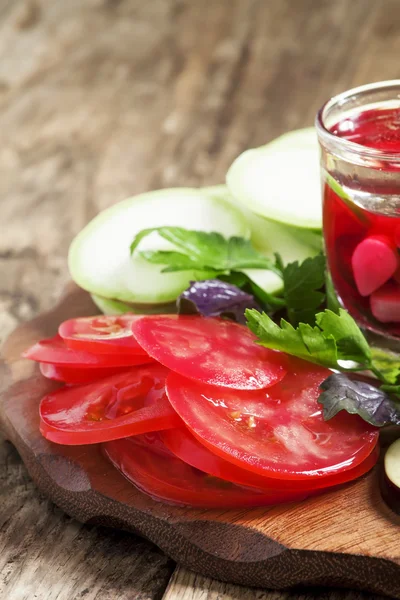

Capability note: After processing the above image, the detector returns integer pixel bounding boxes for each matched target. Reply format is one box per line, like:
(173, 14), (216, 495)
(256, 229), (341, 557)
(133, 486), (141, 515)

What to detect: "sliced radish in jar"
(351, 235), (398, 297)
(370, 283), (400, 323)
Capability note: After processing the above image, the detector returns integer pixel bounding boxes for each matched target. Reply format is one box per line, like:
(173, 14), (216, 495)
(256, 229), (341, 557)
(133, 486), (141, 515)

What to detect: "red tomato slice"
(165, 360), (379, 481)
(103, 435), (310, 508)
(24, 335), (153, 368)
(39, 365), (181, 445)
(161, 426), (379, 491)
(131, 315), (287, 390)
(39, 363), (131, 385)
(59, 315), (147, 355)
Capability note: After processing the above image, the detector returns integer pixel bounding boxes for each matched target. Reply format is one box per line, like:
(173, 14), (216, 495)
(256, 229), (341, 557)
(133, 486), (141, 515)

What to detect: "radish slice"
(370, 283), (400, 323)
(381, 438), (400, 515)
(351, 235), (398, 297)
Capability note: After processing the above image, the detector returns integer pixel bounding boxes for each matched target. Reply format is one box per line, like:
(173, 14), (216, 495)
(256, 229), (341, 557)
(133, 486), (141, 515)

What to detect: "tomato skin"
(103, 435), (310, 508)
(39, 363), (131, 384)
(39, 365), (181, 445)
(59, 315), (147, 355)
(161, 426), (379, 492)
(165, 360), (379, 481)
(24, 335), (153, 368)
(131, 315), (287, 390)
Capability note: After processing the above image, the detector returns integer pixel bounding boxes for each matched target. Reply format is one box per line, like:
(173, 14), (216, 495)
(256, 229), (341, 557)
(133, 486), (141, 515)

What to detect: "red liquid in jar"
(323, 107), (400, 337)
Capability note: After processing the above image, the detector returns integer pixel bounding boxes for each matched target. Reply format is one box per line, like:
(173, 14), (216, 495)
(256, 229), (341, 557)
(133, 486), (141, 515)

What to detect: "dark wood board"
(1, 285), (399, 598)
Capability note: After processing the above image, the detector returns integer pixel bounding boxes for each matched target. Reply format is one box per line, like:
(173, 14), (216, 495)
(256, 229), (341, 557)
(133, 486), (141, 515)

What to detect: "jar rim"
(315, 80), (400, 163)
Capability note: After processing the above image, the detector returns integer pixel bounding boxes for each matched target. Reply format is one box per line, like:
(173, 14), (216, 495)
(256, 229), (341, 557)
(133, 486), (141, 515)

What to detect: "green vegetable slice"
(68, 188), (250, 304)
(206, 185), (322, 295)
(226, 128), (322, 229)
(90, 294), (175, 316)
(246, 308), (371, 370)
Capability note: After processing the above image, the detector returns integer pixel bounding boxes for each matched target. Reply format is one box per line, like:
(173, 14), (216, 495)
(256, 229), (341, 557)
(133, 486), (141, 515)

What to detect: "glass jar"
(316, 81), (400, 349)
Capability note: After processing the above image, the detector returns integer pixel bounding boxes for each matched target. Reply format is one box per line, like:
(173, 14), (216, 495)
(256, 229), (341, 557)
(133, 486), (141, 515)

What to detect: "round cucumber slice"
(69, 188), (250, 304)
(91, 294), (176, 315)
(246, 211), (322, 262)
(242, 269), (283, 295)
(226, 128), (322, 230)
(209, 185), (321, 294)
(90, 294), (132, 315)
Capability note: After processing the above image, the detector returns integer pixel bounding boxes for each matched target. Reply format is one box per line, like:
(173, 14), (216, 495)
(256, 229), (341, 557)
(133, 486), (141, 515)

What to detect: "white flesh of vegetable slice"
(69, 188), (250, 304)
(226, 128), (322, 230)
(382, 437), (400, 514)
(90, 294), (175, 316)
(207, 186), (322, 294)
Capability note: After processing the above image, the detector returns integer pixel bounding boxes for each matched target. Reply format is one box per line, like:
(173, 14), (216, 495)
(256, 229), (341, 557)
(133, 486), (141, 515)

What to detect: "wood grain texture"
(2, 0), (400, 598)
(162, 567), (389, 600)
(0, 437), (174, 600)
(1, 287), (400, 599)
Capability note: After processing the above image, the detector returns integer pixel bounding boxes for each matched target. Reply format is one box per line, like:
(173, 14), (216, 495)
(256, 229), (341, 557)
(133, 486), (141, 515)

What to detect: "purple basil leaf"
(177, 279), (260, 325)
(318, 372), (400, 427)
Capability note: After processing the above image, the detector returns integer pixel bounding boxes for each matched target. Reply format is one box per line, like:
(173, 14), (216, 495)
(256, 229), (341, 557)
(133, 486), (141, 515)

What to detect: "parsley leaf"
(325, 270), (341, 314)
(315, 309), (371, 365)
(130, 227), (281, 275)
(319, 373), (400, 427)
(246, 307), (371, 370)
(283, 255), (326, 325)
(370, 348), (400, 385)
(245, 309), (338, 368)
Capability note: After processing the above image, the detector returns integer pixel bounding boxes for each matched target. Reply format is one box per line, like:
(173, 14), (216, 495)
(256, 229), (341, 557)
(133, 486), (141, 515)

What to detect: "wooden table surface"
(1, 0), (399, 598)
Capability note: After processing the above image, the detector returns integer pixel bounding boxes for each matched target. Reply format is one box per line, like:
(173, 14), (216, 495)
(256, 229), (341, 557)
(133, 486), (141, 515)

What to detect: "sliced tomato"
(165, 360), (379, 481)
(39, 363), (131, 385)
(161, 426), (379, 491)
(103, 435), (310, 508)
(131, 315), (287, 390)
(24, 335), (153, 368)
(59, 315), (147, 355)
(39, 365), (181, 444)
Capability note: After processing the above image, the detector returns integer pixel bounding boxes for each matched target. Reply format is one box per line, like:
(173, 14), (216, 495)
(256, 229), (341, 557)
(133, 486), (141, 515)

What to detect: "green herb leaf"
(245, 309), (338, 368)
(370, 348), (400, 385)
(381, 384), (400, 396)
(283, 255), (326, 325)
(130, 227), (281, 275)
(140, 250), (206, 272)
(246, 307), (371, 370)
(315, 309), (371, 365)
(325, 270), (341, 314)
(319, 373), (400, 427)
(220, 271), (285, 311)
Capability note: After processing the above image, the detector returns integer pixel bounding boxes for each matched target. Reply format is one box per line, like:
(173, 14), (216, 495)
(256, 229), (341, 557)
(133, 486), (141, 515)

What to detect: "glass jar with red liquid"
(316, 81), (400, 347)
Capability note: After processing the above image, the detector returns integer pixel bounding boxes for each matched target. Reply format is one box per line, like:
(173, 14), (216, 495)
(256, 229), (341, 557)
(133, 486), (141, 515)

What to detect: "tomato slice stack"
(23, 314), (380, 508)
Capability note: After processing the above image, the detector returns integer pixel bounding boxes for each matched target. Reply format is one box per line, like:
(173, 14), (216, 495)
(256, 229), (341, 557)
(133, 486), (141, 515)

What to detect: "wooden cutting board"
(1, 285), (399, 598)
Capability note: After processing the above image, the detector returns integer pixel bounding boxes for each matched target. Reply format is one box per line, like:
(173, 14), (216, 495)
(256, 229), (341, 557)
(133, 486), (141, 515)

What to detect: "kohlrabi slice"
(226, 128), (322, 229)
(208, 185), (322, 294)
(90, 294), (176, 316)
(69, 188), (250, 304)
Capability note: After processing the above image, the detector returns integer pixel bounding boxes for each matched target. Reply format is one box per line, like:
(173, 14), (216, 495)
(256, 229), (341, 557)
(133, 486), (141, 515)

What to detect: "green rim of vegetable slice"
(226, 128), (322, 230)
(69, 187), (250, 304)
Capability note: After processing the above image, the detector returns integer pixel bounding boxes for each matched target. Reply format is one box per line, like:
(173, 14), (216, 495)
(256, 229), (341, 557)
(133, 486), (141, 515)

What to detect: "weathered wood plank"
(2, 0), (400, 598)
(0, 436), (175, 600)
(162, 567), (388, 600)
